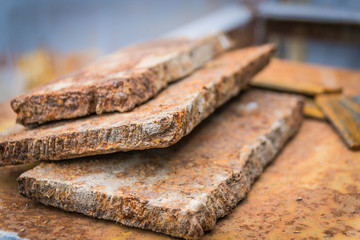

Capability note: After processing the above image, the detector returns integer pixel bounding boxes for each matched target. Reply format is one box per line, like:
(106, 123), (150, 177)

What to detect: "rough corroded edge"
(0, 45), (275, 165)
(11, 33), (231, 126)
(17, 97), (303, 239)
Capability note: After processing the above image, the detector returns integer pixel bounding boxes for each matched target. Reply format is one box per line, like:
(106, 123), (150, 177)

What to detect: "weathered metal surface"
(303, 98), (326, 120)
(11, 33), (232, 126)
(0, 45), (275, 166)
(316, 94), (360, 150)
(17, 90), (303, 239)
(251, 58), (342, 96)
(1, 120), (360, 240)
(203, 119), (360, 240)
(0, 60), (359, 240)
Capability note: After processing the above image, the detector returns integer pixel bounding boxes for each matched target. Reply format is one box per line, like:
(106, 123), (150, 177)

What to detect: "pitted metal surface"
(0, 60), (359, 240)
(18, 90), (303, 239)
(11, 33), (231, 125)
(0, 45), (274, 165)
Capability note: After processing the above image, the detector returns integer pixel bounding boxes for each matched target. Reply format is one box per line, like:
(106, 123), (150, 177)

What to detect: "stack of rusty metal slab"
(0, 33), (306, 239)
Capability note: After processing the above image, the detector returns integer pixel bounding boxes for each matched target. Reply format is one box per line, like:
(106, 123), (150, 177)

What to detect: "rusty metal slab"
(251, 58), (342, 96)
(17, 90), (303, 239)
(303, 98), (326, 120)
(0, 45), (274, 166)
(11, 33), (232, 126)
(316, 94), (360, 150)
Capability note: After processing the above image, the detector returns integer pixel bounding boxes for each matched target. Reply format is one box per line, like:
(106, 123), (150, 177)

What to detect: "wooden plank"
(0, 45), (274, 166)
(11, 33), (232, 126)
(251, 58), (342, 96)
(18, 90), (303, 239)
(317, 94), (360, 149)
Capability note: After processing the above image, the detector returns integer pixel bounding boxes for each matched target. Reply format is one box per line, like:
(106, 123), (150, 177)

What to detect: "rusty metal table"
(1, 61), (359, 239)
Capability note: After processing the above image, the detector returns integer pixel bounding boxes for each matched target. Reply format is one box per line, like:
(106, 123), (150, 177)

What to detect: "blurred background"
(0, 0), (359, 102)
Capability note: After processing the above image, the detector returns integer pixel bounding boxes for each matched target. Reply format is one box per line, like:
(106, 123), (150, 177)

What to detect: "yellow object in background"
(17, 49), (56, 90)
(16, 49), (97, 91)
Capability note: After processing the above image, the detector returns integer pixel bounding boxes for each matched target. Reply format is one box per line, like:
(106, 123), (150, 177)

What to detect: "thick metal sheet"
(251, 58), (342, 96)
(17, 90), (303, 239)
(317, 94), (360, 149)
(11, 33), (231, 125)
(0, 45), (274, 166)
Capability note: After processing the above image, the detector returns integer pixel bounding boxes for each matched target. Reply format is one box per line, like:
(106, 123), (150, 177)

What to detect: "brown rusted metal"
(1, 120), (359, 240)
(11, 33), (232, 126)
(0, 60), (359, 240)
(303, 98), (326, 120)
(203, 120), (360, 240)
(251, 58), (342, 96)
(0, 45), (275, 166)
(316, 94), (360, 150)
(17, 90), (303, 239)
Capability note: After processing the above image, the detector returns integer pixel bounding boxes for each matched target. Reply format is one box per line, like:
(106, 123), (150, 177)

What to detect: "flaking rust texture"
(251, 58), (342, 96)
(18, 90), (303, 239)
(11, 33), (232, 126)
(316, 94), (360, 149)
(1, 59), (359, 240)
(0, 44), (275, 165)
(203, 119), (360, 240)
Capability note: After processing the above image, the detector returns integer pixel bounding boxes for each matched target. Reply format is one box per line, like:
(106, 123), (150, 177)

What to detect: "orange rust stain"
(203, 120), (360, 240)
(0, 58), (360, 239)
